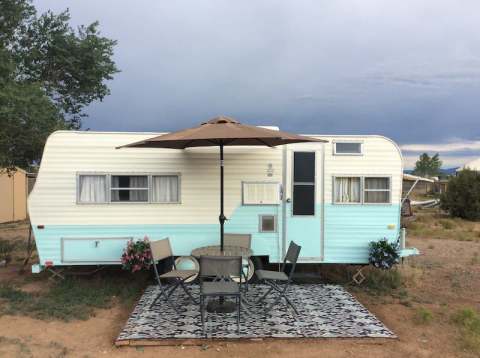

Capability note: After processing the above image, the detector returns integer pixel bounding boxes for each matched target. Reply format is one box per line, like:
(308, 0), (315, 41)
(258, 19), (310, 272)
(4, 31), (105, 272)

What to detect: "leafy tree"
(441, 169), (480, 221)
(413, 153), (442, 177)
(0, 0), (118, 170)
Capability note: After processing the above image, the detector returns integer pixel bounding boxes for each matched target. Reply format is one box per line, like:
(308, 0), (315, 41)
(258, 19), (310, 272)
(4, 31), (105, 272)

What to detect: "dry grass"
(404, 208), (480, 242)
(452, 308), (480, 353)
(414, 307), (433, 325)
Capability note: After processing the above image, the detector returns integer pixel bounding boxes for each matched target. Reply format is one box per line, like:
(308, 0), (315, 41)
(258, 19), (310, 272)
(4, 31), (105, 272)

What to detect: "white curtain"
(335, 177), (360, 203)
(152, 176), (179, 202)
(79, 175), (106, 203)
(365, 191), (389, 203)
(111, 176), (148, 201)
(129, 176), (148, 201)
(364, 177), (389, 203)
(365, 178), (389, 190)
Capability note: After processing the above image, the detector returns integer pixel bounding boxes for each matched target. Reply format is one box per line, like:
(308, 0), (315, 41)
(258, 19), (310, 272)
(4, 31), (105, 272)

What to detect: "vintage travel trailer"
(28, 129), (418, 273)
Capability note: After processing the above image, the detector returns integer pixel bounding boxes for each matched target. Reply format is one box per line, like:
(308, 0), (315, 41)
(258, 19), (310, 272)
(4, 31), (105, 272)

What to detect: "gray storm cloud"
(34, 0), (480, 167)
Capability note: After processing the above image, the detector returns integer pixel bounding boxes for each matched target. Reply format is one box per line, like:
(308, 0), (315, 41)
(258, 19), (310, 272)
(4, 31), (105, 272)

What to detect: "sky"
(34, 0), (480, 169)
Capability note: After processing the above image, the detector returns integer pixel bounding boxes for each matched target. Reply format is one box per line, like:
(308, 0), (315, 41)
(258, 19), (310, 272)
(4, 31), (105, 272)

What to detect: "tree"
(0, 0), (119, 170)
(413, 153), (442, 178)
(441, 169), (480, 221)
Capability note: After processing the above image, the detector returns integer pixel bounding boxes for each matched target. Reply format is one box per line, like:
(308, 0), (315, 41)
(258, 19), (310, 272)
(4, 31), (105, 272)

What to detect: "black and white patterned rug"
(117, 284), (395, 342)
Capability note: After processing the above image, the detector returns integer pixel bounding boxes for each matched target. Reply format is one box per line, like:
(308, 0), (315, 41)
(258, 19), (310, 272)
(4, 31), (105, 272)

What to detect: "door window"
(292, 152), (315, 215)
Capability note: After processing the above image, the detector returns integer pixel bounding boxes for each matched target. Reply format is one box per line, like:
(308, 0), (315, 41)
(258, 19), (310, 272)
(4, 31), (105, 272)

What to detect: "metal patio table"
(192, 245), (253, 313)
(191, 245), (253, 259)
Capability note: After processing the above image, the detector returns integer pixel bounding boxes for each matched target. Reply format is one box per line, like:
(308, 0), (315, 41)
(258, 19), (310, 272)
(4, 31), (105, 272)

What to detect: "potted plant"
(121, 236), (152, 273)
(368, 238), (400, 270)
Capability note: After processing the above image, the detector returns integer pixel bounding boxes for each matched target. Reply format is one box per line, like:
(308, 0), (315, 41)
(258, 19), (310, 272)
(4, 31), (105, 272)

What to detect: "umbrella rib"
(256, 138), (276, 147)
(182, 139), (195, 149)
(206, 139), (220, 146)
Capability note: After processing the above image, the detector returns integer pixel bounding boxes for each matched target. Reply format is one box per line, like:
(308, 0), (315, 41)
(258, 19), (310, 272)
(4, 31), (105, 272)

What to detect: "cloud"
(401, 139), (480, 169)
(363, 58), (480, 91)
(403, 154), (479, 169)
(33, 0), (480, 147)
(401, 140), (480, 153)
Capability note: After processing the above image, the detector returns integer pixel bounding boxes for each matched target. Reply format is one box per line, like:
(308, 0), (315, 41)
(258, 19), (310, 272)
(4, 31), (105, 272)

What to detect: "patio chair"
(199, 255), (243, 334)
(224, 233), (252, 288)
(224, 233), (251, 249)
(255, 241), (301, 315)
(150, 238), (198, 313)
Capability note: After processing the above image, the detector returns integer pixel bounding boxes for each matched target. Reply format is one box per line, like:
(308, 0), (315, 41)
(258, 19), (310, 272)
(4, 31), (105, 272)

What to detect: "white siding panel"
(28, 131), (283, 225)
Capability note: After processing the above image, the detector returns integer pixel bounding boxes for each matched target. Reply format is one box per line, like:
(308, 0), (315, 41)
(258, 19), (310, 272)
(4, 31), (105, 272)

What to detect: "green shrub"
(414, 307), (433, 324)
(452, 308), (480, 353)
(364, 268), (403, 295)
(441, 169), (480, 221)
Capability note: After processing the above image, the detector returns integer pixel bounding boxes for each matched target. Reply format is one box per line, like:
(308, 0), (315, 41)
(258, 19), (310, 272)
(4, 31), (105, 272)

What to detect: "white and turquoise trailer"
(28, 129), (418, 273)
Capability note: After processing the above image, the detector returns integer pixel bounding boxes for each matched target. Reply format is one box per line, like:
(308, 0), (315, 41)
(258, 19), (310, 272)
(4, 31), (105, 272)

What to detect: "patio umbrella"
(119, 116), (325, 251)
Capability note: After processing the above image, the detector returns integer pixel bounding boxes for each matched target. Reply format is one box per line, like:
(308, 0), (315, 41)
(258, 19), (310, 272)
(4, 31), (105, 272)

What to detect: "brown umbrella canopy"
(119, 116), (325, 251)
(119, 116), (325, 149)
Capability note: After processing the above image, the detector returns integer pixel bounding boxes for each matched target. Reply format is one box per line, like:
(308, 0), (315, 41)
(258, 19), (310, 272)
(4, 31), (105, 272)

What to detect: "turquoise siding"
(323, 204), (401, 263)
(33, 203), (400, 266)
(33, 205), (281, 266)
(285, 203), (321, 258)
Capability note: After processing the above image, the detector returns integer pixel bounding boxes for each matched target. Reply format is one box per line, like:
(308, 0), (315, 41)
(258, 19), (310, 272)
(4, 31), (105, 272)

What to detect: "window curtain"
(79, 175), (106, 203)
(129, 176), (148, 201)
(152, 176), (178, 202)
(365, 191), (389, 203)
(335, 177), (360, 203)
(111, 176), (148, 201)
(364, 177), (390, 203)
(365, 178), (389, 190)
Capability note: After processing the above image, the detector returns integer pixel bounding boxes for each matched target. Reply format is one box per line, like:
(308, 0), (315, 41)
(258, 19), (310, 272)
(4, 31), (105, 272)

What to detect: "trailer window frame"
(333, 140), (363, 156)
(333, 176), (362, 204)
(242, 181), (281, 206)
(332, 174), (392, 205)
(363, 176), (392, 204)
(77, 174), (108, 204)
(76, 172), (181, 205)
(110, 174), (150, 203)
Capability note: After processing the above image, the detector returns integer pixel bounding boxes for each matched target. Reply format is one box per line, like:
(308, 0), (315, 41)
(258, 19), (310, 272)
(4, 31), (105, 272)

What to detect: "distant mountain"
(440, 167), (459, 176)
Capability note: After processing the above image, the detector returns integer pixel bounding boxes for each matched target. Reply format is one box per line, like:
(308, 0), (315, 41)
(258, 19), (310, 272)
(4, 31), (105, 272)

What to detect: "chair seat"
(256, 269), (288, 281)
(201, 281), (240, 295)
(160, 269), (198, 280)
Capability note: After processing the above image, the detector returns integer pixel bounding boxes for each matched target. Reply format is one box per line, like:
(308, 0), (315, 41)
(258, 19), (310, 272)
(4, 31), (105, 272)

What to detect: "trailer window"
(243, 182), (280, 205)
(334, 177), (361, 203)
(292, 152), (315, 215)
(78, 175), (107, 203)
(364, 177), (391, 203)
(334, 142), (362, 155)
(152, 175), (180, 203)
(111, 175), (148, 202)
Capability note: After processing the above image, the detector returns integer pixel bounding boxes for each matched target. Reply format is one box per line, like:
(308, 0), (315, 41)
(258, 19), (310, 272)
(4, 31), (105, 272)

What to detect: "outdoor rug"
(116, 284), (395, 343)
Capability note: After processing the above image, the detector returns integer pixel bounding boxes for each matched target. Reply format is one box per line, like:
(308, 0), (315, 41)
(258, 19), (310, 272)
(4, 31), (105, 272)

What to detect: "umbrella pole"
(219, 142), (225, 252)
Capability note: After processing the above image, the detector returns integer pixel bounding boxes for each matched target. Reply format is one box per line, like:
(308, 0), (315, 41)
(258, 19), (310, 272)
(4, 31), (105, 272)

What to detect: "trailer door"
(283, 145), (324, 262)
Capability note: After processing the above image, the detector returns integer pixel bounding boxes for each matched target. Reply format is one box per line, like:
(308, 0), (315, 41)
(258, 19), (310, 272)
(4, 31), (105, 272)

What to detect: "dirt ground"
(0, 220), (479, 357)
